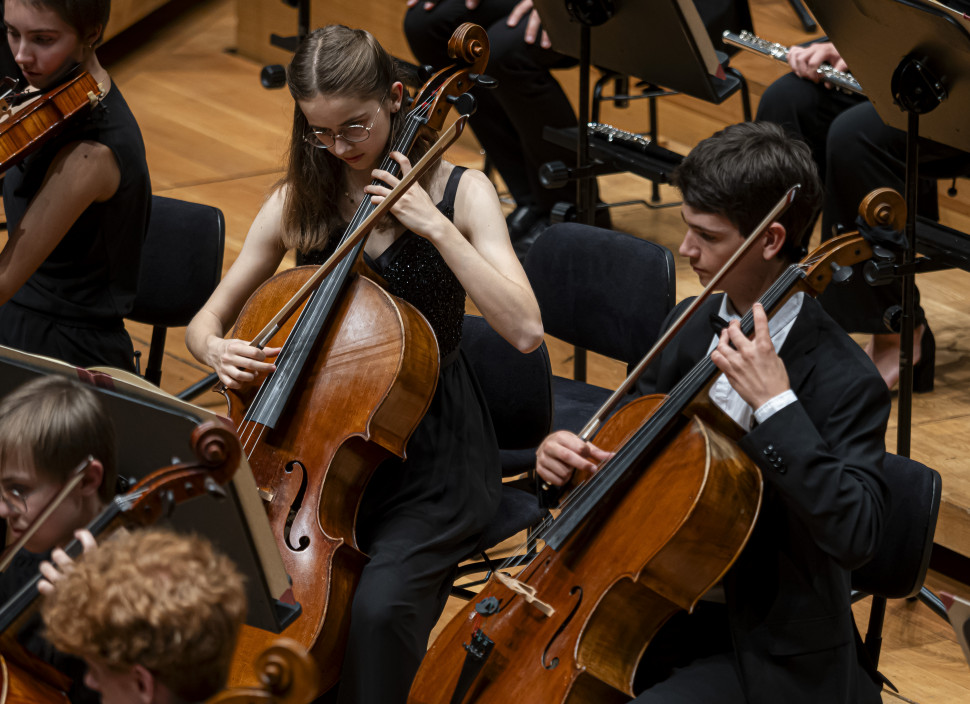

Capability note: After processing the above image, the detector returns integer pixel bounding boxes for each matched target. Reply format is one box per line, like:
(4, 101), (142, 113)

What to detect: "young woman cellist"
(185, 24), (543, 704)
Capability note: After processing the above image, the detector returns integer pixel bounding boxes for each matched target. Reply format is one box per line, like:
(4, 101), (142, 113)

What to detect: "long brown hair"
(280, 25), (431, 253)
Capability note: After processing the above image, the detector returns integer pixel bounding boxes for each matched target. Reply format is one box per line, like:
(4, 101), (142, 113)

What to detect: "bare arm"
(185, 188), (289, 388)
(0, 140), (120, 303)
(367, 154), (543, 352)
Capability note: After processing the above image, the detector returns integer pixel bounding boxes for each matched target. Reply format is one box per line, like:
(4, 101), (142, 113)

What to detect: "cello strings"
(231, 91), (441, 464)
(494, 263), (813, 572)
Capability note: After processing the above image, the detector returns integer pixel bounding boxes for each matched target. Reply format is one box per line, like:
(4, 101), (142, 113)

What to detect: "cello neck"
(243, 101), (431, 431)
(545, 265), (808, 549)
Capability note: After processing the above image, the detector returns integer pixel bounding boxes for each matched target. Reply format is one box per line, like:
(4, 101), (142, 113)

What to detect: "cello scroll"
(207, 639), (320, 704)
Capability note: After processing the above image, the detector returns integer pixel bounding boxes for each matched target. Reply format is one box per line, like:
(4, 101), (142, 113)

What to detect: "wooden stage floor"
(9, 0), (968, 700)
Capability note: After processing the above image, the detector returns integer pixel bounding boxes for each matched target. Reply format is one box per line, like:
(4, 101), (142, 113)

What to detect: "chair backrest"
(524, 223), (675, 370)
(129, 195), (226, 328)
(460, 314), (553, 454)
(852, 453), (942, 599)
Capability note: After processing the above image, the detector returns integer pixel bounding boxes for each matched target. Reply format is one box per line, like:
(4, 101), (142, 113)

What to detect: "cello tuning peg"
(446, 92), (477, 117)
(204, 476), (229, 499)
(468, 73), (498, 89)
(829, 261), (854, 284)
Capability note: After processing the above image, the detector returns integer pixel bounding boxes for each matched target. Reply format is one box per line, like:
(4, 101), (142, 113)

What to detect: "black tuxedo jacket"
(633, 293), (891, 704)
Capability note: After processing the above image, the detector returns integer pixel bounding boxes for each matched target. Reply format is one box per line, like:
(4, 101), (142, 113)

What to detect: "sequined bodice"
(365, 231), (465, 357)
(299, 167), (467, 358)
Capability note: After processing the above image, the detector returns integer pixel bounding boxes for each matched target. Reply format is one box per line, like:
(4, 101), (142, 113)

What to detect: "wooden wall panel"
(105, 0), (172, 41)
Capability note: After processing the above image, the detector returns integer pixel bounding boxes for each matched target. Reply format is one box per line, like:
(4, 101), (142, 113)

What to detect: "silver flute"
(722, 30), (864, 96)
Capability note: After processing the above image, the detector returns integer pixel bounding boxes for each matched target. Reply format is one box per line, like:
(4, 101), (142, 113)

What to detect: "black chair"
(787, 0), (818, 33)
(852, 452), (943, 668)
(452, 314), (554, 598)
(128, 195), (225, 387)
(523, 223), (675, 436)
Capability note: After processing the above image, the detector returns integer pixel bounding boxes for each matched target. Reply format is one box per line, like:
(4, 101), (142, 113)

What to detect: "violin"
(0, 68), (103, 175)
(406, 193), (892, 704)
(0, 420), (241, 703)
(222, 23), (490, 698)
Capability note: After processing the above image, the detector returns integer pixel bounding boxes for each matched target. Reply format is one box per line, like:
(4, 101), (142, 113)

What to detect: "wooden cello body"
(225, 267), (439, 694)
(408, 228), (881, 704)
(0, 656), (69, 704)
(409, 397), (761, 704)
(223, 24), (491, 696)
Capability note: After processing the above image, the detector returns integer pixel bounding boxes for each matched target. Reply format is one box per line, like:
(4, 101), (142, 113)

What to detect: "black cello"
(223, 24), (490, 697)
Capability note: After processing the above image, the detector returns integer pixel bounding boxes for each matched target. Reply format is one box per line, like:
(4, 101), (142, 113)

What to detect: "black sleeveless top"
(301, 166), (467, 357)
(2, 82), (150, 326)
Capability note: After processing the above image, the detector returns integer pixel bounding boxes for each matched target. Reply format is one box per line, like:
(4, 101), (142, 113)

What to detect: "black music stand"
(259, 0), (310, 89)
(532, 0), (745, 380)
(0, 348), (300, 634)
(804, 0), (970, 456)
(804, 0), (970, 648)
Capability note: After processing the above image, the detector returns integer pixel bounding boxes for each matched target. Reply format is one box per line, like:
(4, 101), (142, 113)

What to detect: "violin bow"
(577, 185), (801, 441)
(0, 456), (93, 572)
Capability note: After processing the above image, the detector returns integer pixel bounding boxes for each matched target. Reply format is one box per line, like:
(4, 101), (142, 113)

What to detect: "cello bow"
(241, 114), (469, 354)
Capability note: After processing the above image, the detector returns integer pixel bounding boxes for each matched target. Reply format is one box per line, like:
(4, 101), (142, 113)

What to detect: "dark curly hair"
(672, 121), (823, 262)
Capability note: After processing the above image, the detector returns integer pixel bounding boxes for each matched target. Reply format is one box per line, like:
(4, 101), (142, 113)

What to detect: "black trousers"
(632, 603), (744, 703)
(404, 0), (579, 211)
(405, 1), (751, 214)
(757, 74), (970, 332)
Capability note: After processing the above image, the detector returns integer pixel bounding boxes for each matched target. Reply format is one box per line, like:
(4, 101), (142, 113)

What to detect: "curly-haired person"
(40, 528), (247, 704)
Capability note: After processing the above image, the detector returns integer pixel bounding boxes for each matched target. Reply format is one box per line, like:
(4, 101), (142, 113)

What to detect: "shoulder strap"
(439, 165), (467, 212)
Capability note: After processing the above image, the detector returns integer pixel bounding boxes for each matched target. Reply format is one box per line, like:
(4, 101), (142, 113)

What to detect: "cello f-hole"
(541, 586), (583, 670)
(283, 460), (311, 553)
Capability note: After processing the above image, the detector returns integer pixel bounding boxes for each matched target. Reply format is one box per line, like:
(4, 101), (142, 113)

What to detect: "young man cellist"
(537, 121), (891, 704)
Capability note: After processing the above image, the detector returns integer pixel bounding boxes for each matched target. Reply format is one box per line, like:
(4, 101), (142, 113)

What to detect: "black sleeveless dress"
(0, 83), (151, 371)
(301, 166), (502, 704)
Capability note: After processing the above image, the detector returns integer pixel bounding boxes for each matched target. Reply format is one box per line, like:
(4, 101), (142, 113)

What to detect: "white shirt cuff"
(754, 390), (798, 425)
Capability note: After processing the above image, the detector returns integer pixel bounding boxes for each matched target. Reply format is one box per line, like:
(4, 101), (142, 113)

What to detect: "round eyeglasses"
(304, 93), (387, 149)
(0, 484), (30, 517)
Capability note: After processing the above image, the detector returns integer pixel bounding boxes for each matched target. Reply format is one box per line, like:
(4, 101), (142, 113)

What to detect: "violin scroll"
(798, 232), (872, 295)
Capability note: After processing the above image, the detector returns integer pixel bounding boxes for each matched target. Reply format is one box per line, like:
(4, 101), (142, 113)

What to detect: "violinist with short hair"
(537, 122), (890, 704)
(0, 374), (118, 703)
(0, 0), (150, 370)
